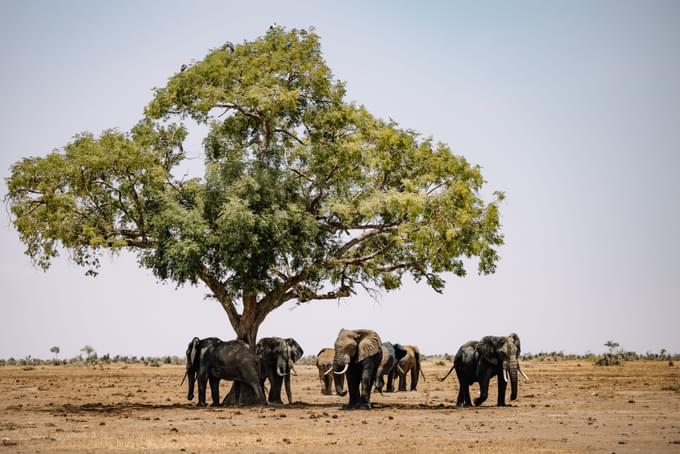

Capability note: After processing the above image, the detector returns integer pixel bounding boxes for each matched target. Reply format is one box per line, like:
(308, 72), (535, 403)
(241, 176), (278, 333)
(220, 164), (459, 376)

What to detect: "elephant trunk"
(333, 352), (349, 396)
(276, 356), (289, 377)
(508, 358), (519, 401)
(334, 370), (347, 396)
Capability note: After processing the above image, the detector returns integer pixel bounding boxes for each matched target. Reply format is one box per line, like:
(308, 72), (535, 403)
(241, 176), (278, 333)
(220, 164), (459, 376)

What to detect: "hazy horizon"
(2, 1), (679, 359)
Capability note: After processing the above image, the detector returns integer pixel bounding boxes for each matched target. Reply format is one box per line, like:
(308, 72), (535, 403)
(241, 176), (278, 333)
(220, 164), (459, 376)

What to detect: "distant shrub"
(297, 355), (317, 366)
(594, 353), (622, 366)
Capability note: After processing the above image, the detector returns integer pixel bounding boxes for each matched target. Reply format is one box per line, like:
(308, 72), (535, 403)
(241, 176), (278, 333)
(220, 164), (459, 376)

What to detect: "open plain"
(1, 359), (679, 453)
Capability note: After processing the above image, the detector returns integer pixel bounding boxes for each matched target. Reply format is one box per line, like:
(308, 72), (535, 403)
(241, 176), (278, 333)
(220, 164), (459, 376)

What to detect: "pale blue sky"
(1, 1), (678, 358)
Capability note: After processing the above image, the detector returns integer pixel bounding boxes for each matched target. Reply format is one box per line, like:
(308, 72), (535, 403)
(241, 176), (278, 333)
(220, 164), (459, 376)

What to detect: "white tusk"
(323, 367), (333, 376)
(520, 367), (529, 381)
(503, 368), (510, 383)
(277, 367), (288, 377)
(333, 363), (349, 375)
(397, 364), (405, 375)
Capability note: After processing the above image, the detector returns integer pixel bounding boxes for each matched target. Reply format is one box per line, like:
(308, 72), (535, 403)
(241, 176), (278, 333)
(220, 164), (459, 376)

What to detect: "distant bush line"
(0, 354), (183, 367)
(1, 351), (677, 368)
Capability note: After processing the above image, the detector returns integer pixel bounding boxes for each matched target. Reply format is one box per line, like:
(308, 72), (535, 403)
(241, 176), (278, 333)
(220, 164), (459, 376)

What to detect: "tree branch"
(274, 128), (307, 146)
(195, 265), (241, 331)
(334, 240), (396, 266)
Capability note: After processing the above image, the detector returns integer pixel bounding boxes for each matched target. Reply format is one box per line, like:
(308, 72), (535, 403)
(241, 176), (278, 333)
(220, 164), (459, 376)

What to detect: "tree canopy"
(6, 27), (504, 345)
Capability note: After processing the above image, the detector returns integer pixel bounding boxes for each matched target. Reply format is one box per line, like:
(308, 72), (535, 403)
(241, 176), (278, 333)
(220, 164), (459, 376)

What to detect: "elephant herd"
(183, 329), (527, 410)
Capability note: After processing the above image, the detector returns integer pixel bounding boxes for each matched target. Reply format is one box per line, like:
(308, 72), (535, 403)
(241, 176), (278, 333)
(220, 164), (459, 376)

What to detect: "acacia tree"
(6, 27), (503, 348)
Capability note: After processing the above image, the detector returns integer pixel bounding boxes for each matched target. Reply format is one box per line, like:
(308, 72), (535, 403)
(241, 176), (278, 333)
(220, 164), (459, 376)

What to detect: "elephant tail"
(438, 363), (455, 382)
(415, 350), (426, 383)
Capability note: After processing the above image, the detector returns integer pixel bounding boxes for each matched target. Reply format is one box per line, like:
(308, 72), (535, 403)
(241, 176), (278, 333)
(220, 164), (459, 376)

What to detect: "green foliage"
(6, 26), (504, 338)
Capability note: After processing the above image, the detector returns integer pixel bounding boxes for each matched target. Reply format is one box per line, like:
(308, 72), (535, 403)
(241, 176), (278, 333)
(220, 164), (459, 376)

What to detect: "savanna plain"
(1, 359), (679, 453)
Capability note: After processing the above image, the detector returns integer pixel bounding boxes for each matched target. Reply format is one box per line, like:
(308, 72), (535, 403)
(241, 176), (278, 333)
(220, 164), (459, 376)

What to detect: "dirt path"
(1, 360), (679, 453)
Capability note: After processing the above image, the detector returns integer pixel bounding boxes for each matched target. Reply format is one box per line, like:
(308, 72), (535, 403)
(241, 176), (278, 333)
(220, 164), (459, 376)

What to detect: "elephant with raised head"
(332, 329), (383, 409)
(393, 344), (424, 391)
(441, 333), (527, 407)
(256, 337), (304, 405)
(375, 342), (407, 393)
(316, 348), (336, 395)
(183, 337), (265, 406)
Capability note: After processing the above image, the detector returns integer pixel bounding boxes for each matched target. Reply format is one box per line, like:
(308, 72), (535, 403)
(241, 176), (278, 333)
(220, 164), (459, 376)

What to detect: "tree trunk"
(222, 317), (262, 406)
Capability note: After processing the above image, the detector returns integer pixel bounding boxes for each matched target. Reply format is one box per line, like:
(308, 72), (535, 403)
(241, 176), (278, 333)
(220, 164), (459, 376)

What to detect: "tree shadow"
(34, 400), (509, 415)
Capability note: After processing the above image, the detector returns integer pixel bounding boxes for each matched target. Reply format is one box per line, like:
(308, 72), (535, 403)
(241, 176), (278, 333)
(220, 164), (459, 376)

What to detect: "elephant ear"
(393, 344), (408, 362)
(189, 337), (200, 367)
(286, 338), (304, 363)
(356, 330), (382, 362)
(255, 338), (273, 357)
(476, 338), (500, 366)
(508, 333), (521, 356)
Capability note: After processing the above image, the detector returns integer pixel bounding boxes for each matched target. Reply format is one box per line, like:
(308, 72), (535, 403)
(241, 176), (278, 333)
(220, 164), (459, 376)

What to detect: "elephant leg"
(475, 377), (490, 406)
(359, 360), (378, 409)
(496, 372), (507, 406)
(324, 374), (333, 395)
(209, 376), (220, 407)
(397, 370), (407, 391)
(197, 370), (209, 407)
(410, 367), (418, 391)
(386, 370), (395, 393)
(247, 379), (266, 405)
(284, 374), (293, 404)
(374, 364), (384, 392)
(346, 366), (361, 409)
(464, 383), (474, 406)
(268, 374), (284, 405)
(456, 382), (466, 406)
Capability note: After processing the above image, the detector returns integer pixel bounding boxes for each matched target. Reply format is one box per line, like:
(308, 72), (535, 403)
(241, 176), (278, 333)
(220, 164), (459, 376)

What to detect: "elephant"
(393, 344), (425, 391)
(316, 347), (336, 395)
(182, 337), (265, 406)
(255, 337), (304, 405)
(440, 333), (527, 407)
(332, 328), (383, 409)
(375, 342), (408, 393)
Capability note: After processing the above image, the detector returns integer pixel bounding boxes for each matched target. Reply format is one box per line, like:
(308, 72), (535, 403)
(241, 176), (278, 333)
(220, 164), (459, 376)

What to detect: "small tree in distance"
(50, 346), (60, 359)
(80, 345), (95, 360)
(604, 340), (620, 355)
(6, 26), (504, 349)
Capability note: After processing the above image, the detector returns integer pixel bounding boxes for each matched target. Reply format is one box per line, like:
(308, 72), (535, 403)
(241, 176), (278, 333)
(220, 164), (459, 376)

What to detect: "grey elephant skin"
(375, 342), (407, 393)
(445, 333), (522, 407)
(184, 337), (265, 406)
(393, 344), (423, 391)
(256, 337), (303, 405)
(332, 329), (383, 409)
(316, 348), (335, 395)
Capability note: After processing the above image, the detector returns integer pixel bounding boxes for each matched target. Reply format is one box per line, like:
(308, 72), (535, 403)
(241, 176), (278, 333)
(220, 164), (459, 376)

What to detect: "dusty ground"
(1, 359), (679, 453)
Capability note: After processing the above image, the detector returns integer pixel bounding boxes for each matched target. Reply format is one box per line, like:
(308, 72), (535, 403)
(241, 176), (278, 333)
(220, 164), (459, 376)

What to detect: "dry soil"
(1, 359), (679, 453)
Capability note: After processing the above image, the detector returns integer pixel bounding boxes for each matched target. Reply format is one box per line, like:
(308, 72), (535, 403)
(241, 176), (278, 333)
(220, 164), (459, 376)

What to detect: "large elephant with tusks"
(440, 333), (528, 406)
(332, 329), (383, 409)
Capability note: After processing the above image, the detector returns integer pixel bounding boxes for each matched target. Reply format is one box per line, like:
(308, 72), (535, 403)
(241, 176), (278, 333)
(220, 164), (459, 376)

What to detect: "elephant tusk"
(323, 367), (333, 376)
(180, 371), (187, 386)
(397, 364), (405, 375)
(291, 367), (298, 376)
(277, 368), (288, 377)
(503, 368), (510, 383)
(519, 367), (529, 381)
(333, 363), (349, 375)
